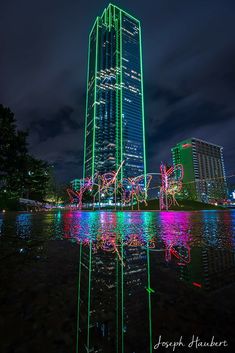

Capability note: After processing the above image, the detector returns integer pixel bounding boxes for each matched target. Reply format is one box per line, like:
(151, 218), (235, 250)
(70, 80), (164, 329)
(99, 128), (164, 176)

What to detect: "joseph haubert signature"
(154, 335), (228, 350)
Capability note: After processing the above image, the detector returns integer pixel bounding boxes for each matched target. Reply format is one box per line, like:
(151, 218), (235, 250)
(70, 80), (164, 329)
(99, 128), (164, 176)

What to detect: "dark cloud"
(1, 0), (235, 182)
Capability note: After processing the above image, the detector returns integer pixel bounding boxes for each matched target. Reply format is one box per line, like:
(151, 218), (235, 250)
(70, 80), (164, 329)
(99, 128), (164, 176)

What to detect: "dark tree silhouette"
(0, 104), (50, 203)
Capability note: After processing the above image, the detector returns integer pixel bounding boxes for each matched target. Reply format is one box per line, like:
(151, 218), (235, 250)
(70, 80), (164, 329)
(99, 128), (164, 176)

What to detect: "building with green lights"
(171, 138), (227, 203)
(70, 178), (82, 191)
(83, 3), (146, 184)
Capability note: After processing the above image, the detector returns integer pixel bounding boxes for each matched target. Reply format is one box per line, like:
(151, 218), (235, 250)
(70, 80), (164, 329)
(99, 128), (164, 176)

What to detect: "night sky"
(1, 0), (235, 183)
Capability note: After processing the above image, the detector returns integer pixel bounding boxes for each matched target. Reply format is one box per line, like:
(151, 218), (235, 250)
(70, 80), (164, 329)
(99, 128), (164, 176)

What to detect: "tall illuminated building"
(171, 138), (227, 203)
(83, 3), (146, 184)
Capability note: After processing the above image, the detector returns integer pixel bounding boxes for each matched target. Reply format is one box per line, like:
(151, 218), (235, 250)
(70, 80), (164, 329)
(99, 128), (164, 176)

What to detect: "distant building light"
(182, 143), (192, 148)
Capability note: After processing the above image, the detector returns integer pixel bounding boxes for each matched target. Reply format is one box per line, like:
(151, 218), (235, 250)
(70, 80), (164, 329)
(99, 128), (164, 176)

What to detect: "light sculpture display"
(159, 163), (184, 211)
(67, 162), (183, 211)
(88, 161), (125, 208)
(120, 174), (152, 210)
(67, 175), (95, 210)
(68, 161), (152, 210)
(97, 161), (125, 201)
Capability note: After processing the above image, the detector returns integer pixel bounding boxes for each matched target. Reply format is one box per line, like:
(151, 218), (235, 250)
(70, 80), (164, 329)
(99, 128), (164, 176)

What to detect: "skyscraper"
(83, 4), (146, 185)
(171, 138), (227, 203)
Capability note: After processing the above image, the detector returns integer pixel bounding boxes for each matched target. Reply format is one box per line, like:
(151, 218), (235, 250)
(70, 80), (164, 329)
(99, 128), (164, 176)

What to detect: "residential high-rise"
(83, 4), (146, 185)
(171, 138), (227, 203)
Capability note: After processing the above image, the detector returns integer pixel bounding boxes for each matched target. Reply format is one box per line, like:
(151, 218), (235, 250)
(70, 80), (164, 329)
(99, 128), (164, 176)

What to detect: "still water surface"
(0, 210), (235, 353)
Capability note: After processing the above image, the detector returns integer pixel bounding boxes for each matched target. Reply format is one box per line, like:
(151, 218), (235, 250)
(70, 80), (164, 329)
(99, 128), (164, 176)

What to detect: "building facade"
(171, 138), (227, 203)
(83, 4), (146, 185)
(70, 178), (82, 191)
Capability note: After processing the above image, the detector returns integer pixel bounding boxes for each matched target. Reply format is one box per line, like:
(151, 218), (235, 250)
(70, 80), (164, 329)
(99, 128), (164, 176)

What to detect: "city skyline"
(0, 0), (234, 182)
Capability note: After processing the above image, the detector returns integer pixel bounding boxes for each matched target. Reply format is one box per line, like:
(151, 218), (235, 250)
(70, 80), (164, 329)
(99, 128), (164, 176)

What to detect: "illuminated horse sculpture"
(159, 163), (184, 210)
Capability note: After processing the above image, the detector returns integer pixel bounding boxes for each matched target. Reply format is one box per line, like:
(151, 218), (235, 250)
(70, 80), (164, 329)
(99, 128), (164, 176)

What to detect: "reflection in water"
(50, 211), (234, 352)
(158, 212), (191, 264)
(0, 210), (235, 352)
(178, 211), (235, 291)
(75, 213), (153, 353)
(0, 215), (3, 237)
(16, 213), (32, 239)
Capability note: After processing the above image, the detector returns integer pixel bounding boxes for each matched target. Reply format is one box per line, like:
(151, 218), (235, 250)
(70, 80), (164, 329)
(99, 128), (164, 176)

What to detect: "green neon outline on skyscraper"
(83, 33), (91, 180)
(92, 19), (99, 178)
(120, 9), (123, 181)
(76, 243), (83, 353)
(86, 239), (92, 350)
(83, 3), (147, 193)
(139, 25), (147, 194)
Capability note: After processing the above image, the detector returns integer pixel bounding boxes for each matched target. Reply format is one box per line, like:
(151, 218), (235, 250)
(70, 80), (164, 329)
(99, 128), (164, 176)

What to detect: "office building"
(70, 178), (82, 191)
(83, 4), (146, 186)
(171, 138), (227, 203)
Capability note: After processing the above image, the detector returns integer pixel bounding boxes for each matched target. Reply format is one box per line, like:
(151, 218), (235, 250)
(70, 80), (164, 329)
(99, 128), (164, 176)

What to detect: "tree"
(0, 104), (50, 202)
(0, 104), (28, 196)
(44, 168), (68, 205)
(22, 156), (50, 201)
